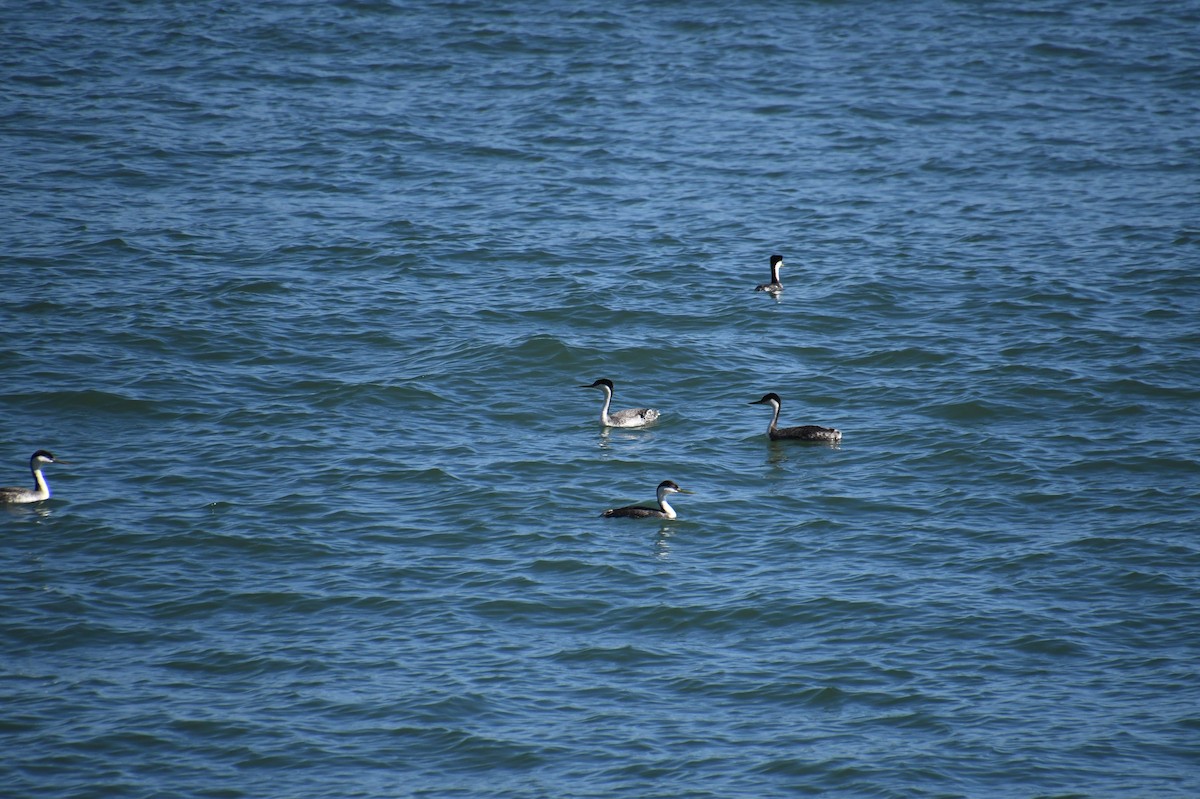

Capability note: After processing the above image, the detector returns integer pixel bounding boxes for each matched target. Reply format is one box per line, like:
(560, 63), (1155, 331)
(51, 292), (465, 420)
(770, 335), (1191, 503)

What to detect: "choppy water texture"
(3, 1), (1200, 796)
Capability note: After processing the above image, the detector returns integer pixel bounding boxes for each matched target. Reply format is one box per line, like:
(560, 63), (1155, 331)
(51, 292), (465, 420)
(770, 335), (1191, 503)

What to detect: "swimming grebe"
(749, 393), (841, 442)
(602, 480), (692, 519)
(579, 378), (661, 428)
(754, 254), (785, 293)
(1, 450), (70, 504)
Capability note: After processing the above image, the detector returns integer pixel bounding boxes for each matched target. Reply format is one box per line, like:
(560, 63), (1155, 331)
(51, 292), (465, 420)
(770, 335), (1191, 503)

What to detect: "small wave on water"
(7, 389), (167, 418)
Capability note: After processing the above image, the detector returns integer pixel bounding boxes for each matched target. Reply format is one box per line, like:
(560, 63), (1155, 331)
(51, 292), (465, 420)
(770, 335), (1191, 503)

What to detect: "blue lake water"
(3, 1), (1199, 796)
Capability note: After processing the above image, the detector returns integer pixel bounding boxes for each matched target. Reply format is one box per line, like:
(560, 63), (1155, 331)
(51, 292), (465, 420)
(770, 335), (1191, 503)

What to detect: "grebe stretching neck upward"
(750, 393), (841, 442)
(754, 254), (785, 293)
(579, 378), (660, 428)
(602, 480), (692, 519)
(1, 450), (70, 504)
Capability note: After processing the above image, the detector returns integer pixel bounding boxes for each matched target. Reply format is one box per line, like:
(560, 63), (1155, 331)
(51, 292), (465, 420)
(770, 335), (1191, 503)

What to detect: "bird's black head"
(749, 392), (782, 406)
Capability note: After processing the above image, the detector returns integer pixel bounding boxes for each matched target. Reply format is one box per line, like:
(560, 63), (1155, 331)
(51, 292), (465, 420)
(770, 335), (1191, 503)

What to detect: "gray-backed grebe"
(1, 450), (70, 504)
(754, 254), (785, 293)
(602, 480), (692, 519)
(750, 393), (841, 441)
(579, 378), (661, 428)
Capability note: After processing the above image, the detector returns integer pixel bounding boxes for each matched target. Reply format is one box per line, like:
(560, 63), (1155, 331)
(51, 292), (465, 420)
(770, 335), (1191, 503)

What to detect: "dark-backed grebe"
(602, 480), (692, 519)
(750, 393), (841, 442)
(1, 450), (70, 504)
(754, 254), (785, 293)
(579, 378), (661, 428)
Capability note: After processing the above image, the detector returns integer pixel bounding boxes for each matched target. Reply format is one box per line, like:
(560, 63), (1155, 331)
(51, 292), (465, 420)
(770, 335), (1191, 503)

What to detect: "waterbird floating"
(602, 480), (693, 519)
(754, 254), (785, 293)
(750, 393), (842, 442)
(579, 378), (661, 428)
(1, 450), (70, 504)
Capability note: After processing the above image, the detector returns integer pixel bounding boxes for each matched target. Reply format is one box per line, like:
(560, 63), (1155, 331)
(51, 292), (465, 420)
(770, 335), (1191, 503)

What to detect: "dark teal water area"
(3, 1), (1199, 796)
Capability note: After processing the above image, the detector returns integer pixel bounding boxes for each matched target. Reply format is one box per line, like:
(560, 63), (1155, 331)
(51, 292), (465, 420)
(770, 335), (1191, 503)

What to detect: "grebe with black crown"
(602, 480), (693, 519)
(750, 393), (842, 442)
(579, 378), (661, 428)
(1, 450), (70, 504)
(754, 254), (785, 293)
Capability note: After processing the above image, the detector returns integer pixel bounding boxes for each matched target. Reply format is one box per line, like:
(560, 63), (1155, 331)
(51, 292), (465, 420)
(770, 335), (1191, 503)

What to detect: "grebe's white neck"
(596, 382), (615, 426)
(656, 483), (679, 519)
(30, 465), (51, 501)
(765, 397), (781, 432)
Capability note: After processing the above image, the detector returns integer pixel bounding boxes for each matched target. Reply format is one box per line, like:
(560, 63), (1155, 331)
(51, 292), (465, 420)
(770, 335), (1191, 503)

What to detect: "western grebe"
(579, 378), (661, 428)
(602, 480), (693, 519)
(1, 450), (70, 504)
(750, 393), (842, 442)
(754, 254), (785, 293)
